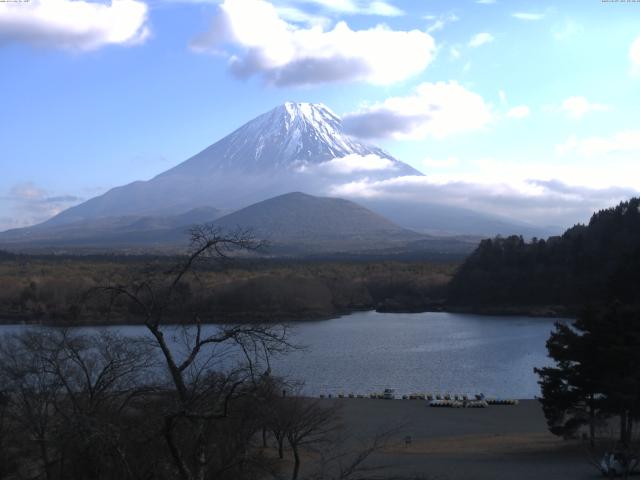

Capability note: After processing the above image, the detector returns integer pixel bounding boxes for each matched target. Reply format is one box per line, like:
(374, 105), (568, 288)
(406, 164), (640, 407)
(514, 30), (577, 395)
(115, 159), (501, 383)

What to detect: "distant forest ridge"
(447, 197), (640, 314)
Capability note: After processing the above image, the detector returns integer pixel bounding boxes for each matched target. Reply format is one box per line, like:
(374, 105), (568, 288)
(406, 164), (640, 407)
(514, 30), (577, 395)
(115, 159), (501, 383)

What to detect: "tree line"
(447, 197), (640, 313)
(0, 254), (453, 325)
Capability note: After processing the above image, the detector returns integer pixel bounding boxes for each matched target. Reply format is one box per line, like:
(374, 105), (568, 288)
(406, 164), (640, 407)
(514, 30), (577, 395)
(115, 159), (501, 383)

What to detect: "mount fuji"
(42, 102), (420, 226)
(0, 102), (550, 252)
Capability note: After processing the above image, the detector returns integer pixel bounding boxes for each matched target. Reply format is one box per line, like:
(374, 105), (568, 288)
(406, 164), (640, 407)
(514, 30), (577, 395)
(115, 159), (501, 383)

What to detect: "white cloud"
(290, 0), (404, 16)
(425, 12), (459, 34)
(557, 130), (640, 157)
(191, 0), (435, 87)
(560, 96), (610, 119)
(275, 6), (330, 27)
(0, 0), (149, 50)
(630, 35), (640, 75)
(329, 161), (640, 227)
(449, 46), (461, 59)
(512, 12), (544, 21)
(0, 183), (82, 231)
(506, 105), (530, 119)
(343, 81), (493, 140)
(300, 154), (396, 175)
(362, 1), (403, 16)
(468, 32), (494, 48)
(475, 0), (495, 4)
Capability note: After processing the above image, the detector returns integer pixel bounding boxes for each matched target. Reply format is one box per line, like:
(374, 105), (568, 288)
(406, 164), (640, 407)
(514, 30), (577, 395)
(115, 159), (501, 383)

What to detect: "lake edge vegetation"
(0, 226), (404, 480)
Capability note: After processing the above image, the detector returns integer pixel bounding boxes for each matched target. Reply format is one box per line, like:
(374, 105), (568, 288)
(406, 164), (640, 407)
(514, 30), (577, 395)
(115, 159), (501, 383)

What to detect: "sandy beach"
(320, 398), (598, 480)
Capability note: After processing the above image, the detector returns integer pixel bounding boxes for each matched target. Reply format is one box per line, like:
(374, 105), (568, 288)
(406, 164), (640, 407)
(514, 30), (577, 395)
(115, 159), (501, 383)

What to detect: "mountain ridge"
(1, 102), (552, 245)
(0, 191), (480, 258)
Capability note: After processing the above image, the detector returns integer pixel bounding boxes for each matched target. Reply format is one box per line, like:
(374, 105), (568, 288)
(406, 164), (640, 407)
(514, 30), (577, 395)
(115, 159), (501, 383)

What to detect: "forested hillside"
(447, 198), (640, 313)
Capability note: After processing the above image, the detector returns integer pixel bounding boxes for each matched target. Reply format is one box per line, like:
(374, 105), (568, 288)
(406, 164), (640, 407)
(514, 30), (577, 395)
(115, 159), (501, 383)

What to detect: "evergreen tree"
(536, 304), (640, 448)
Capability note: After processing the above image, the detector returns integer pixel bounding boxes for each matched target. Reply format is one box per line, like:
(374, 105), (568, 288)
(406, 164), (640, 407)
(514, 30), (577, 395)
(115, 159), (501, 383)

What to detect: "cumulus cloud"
(342, 81), (493, 140)
(468, 32), (493, 48)
(557, 130), (640, 157)
(512, 12), (544, 21)
(190, 0), (434, 87)
(506, 105), (530, 119)
(299, 153), (396, 175)
(630, 35), (640, 75)
(559, 96), (610, 119)
(0, 183), (82, 231)
(0, 0), (149, 50)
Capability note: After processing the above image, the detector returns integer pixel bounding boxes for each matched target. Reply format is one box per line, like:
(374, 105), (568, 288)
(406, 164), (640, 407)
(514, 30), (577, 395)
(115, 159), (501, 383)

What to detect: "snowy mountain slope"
(0, 207), (222, 244)
(160, 102), (417, 175)
(40, 102), (420, 226)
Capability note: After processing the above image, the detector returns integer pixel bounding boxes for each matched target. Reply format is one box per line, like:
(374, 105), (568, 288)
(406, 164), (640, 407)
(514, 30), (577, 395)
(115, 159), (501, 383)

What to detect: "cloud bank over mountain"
(329, 175), (639, 227)
(0, 183), (82, 230)
(343, 81), (493, 139)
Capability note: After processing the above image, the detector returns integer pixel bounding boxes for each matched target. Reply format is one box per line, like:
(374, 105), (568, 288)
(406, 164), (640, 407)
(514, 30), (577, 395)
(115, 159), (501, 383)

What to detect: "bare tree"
(0, 331), (65, 480)
(0, 225), (413, 480)
(0, 389), (12, 478)
(282, 397), (340, 480)
(92, 225), (293, 480)
(0, 328), (156, 480)
(306, 425), (402, 480)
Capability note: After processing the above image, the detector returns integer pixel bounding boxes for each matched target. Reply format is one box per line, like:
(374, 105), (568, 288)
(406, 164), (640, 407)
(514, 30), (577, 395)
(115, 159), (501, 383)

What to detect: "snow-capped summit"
(160, 102), (418, 175)
(33, 102), (422, 225)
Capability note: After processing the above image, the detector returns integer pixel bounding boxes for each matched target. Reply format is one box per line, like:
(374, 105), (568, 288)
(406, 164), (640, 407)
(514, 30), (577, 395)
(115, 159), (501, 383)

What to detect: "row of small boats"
(318, 389), (519, 406)
(429, 399), (489, 408)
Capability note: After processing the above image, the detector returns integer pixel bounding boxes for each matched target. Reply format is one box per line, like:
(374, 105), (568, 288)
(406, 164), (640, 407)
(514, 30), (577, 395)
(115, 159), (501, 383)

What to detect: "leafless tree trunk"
(92, 225), (291, 480)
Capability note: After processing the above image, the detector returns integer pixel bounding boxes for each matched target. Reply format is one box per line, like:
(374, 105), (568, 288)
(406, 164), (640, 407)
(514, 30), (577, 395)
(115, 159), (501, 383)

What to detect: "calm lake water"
(0, 311), (564, 399)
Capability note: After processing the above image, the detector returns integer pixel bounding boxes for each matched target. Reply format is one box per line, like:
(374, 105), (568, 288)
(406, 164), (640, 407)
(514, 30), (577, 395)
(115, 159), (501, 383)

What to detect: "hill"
(212, 192), (417, 250)
(209, 192), (481, 257)
(0, 207), (222, 250)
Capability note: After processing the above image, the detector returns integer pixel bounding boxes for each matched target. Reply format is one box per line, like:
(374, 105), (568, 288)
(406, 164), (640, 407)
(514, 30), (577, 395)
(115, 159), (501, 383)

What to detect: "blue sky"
(1, 0), (639, 230)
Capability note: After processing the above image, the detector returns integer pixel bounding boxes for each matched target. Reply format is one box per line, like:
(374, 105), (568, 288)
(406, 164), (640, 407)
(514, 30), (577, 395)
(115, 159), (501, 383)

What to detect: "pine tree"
(536, 304), (640, 448)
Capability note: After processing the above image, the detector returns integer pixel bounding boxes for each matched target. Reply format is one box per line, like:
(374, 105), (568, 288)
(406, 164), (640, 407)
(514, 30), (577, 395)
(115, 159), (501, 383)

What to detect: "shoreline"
(0, 304), (574, 327)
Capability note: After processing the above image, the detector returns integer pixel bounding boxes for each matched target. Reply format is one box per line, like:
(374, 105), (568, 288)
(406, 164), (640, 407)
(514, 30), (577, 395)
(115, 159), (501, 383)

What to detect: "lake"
(0, 311), (564, 399)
